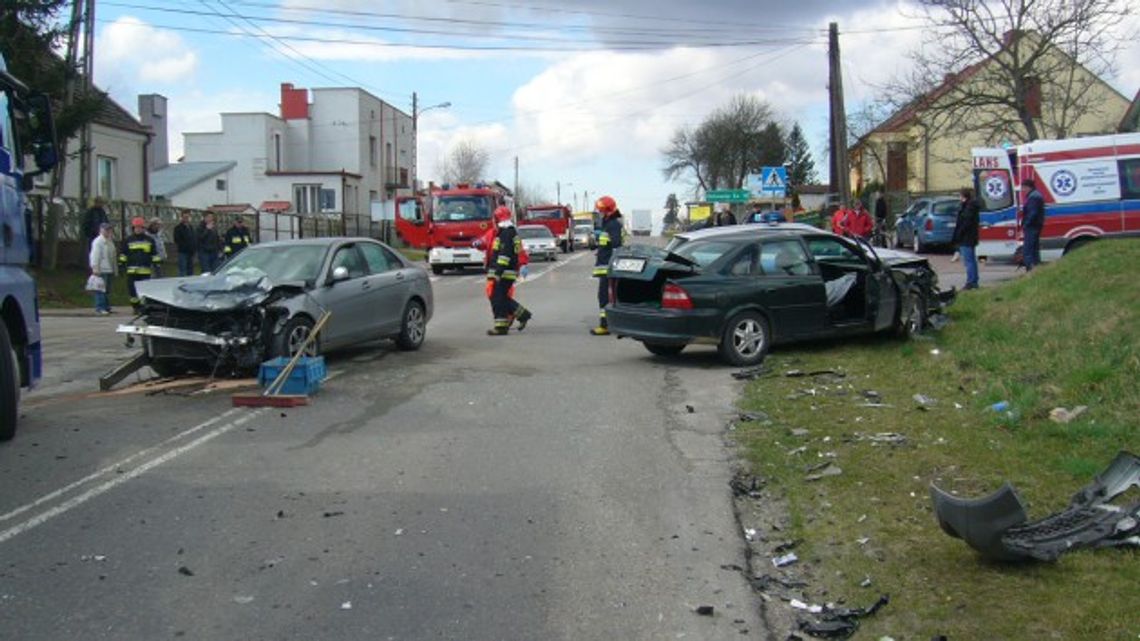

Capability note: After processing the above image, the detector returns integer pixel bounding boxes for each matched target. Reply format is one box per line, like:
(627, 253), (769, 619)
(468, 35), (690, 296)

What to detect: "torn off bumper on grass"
(930, 451), (1140, 562)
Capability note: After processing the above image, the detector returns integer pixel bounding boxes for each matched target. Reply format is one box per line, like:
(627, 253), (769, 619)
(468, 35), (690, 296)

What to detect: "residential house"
(57, 94), (150, 203)
(158, 83), (413, 218)
(850, 32), (1132, 196)
(1120, 90), (1140, 133)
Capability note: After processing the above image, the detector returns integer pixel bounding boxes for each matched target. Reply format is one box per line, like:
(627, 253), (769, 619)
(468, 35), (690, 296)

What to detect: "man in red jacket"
(847, 202), (874, 240)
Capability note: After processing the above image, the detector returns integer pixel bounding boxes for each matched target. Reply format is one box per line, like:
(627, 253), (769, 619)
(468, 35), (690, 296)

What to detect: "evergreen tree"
(785, 123), (817, 195)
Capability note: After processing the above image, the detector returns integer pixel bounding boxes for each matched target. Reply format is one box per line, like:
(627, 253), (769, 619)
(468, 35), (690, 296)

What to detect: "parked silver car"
(574, 223), (597, 250)
(118, 238), (433, 375)
(517, 224), (558, 261)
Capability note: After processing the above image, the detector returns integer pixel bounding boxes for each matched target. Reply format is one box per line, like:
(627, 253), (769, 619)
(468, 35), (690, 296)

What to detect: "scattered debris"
(730, 473), (765, 498)
(788, 446), (808, 456)
(720, 563), (745, 572)
(859, 577), (872, 588)
(340, 601), (352, 610)
(744, 528), (758, 542)
(856, 537), (871, 546)
(394, 528), (404, 536)
(790, 598), (824, 614)
(773, 540), (798, 553)
(791, 428), (810, 437)
(322, 511), (345, 518)
(751, 574), (808, 591)
(772, 552), (799, 568)
(695, 605), (715, 616)
(862, 390), (882, 401)
(785, 369), (807, 377)
(685, 404), (696, 413)
(738, 411), (771, 423)
(177, 566), (194, 577)
(805, 463), (843, 482)
(233, 595), (255, 605)
(989, 400), (1009, 412)
(732, 365), (771, 380)
(1049, 405), (1088, 424)
(797, 594), (890, 639)
(259, 556), (285, 570)
(855, 432), (907, 446)
(912, 394), (937, 409)
(931, 450), (1140, 561)
(930, 348), (941, 356)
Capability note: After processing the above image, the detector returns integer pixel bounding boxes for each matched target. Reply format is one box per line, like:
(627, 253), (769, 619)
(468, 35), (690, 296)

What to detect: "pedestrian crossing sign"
(748, 167), (787, 198)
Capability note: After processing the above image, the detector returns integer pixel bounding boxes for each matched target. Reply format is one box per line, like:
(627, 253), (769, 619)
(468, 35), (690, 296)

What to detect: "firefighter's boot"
(590, 314), (609, 336)
(516, 308), (533, 331)
(487, 318), (510, 336)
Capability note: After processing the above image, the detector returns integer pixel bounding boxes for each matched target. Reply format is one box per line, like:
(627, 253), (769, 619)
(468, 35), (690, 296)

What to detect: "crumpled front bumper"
(116, 324), (251, 348)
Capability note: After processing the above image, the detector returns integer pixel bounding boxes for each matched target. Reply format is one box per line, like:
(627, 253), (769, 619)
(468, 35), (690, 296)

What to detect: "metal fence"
(27, 196), (400, 267)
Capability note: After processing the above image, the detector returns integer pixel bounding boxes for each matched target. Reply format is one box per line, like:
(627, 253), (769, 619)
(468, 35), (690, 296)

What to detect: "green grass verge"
(31, 266), (132, 309)
(737, 239), (1139, 639)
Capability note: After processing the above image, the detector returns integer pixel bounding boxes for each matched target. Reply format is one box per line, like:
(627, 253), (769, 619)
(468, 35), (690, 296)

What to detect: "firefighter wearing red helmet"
(118, 216), (162, 310)
(590, 195), (623, 336)
(485, 206), (533, 335)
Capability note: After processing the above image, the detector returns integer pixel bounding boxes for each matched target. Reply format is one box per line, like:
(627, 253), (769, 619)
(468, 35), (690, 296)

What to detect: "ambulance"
(972, 132), (1140, 261)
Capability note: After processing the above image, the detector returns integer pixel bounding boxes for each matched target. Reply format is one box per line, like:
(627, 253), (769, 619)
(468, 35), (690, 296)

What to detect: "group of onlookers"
(82, 199), (255, 313)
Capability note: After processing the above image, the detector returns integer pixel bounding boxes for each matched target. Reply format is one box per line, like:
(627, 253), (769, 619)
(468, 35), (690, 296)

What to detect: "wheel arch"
(721, 303), (777, 343)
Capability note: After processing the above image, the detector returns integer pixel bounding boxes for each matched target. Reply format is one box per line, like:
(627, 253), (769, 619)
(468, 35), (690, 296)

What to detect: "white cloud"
(95, 17), (198, 89)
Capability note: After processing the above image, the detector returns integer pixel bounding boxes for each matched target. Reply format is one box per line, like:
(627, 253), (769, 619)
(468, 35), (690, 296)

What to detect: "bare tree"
(513, 182), (552, 211)
(438, 139), (490, 184)
(661, 95), (785, 195)
(886, 0), (1132, 143)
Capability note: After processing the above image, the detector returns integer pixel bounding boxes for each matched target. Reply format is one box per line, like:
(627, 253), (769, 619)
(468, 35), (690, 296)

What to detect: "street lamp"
(412, 92), (451, 190)
(559, 181), (573, 208)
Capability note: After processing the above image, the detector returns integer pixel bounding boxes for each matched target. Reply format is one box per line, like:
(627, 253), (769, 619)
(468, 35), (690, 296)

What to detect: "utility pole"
(556, 181), (560, 207)
(513, 156), (519, 215)
(411, 91), (418, 191)
(828, 22), (851, 207)
(79, 0), (95, 205)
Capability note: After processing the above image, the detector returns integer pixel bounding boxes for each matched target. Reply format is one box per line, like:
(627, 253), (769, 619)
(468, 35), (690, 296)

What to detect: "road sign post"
(706, 189), (750, 203)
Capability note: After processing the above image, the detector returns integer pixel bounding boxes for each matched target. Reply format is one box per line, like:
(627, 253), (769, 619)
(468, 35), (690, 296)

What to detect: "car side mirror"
(330, 266), (350, 283)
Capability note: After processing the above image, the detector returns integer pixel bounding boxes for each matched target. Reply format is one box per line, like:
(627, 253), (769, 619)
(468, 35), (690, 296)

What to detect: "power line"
(95, 17), (822, 51)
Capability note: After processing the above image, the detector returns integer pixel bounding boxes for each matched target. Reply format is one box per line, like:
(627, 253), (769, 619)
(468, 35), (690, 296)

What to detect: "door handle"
(396, 272), (406, 281)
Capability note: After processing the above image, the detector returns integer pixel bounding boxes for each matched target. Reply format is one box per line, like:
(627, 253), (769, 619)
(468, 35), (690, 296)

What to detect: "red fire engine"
(519, 203), (574, 253)
(395, 181), (513, 274)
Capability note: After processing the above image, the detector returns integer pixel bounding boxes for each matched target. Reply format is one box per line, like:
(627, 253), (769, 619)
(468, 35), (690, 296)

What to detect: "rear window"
(671, 240), (737, 267)
(517, 226), (553, 239)
(931, 201), (959, 216)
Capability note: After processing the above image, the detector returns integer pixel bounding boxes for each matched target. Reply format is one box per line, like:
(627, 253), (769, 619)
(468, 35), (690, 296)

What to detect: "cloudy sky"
(92, 0), (1140, 219)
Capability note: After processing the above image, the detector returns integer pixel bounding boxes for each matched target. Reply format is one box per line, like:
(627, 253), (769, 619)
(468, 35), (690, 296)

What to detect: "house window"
(386, 142), (392, 169)
(97, 155), (116, 199)
(293, 183), (321, 214)
(320, 188), (336, 212)
(274, 133), (282, 171)
(370, 135), (377, 167)
(216, 178), (226, 190)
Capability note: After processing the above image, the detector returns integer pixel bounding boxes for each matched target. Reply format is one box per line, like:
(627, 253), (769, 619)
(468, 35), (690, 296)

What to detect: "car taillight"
(662, 282), (693, 310)
(924, 218), (934, 231)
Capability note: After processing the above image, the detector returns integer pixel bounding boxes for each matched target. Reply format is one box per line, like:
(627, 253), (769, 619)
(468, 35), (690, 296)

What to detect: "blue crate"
(257, 356), (326, 395)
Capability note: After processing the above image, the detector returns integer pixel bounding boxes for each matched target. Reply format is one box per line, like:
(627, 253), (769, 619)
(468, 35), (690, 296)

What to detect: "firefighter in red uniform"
(485, 207), (533, 335)
(590, 196), (623, 336)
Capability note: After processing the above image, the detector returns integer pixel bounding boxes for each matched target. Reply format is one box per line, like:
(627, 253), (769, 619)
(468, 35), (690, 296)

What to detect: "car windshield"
(517, 226), (553, 239)
(932, 201), (959, 216)
(433, 196), (491, 222)
(574, 225), (592, 233)
(216, 244), (328, 282)
(904, 201), (927, 217)
(670, 239), (737, 267)
(525, 208), (562, 220)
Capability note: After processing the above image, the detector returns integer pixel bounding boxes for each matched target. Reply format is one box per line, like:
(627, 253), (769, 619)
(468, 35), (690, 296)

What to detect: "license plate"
(454, 253), (469, 260)
(613, 258), (646, 273)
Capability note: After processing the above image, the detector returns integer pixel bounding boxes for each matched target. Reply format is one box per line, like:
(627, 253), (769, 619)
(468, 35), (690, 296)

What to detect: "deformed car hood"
(135, 269), (304, 312)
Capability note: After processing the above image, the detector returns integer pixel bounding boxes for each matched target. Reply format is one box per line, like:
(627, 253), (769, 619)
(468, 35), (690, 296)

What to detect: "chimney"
(1002, 30), (1022, 47)
(280, 82), (310, 120)
(138, 94), (169, 171)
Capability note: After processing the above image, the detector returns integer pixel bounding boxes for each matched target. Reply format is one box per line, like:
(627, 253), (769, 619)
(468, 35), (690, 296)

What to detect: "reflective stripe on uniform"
(128, 242), (153, 252)
(598, 233), (610, 246)
(492, 238), (501, 250)
(497, 255), (510, 266)
(599, 310), (606, 318)
(592, 267), (608, 277)
(127, 267), (153, 275)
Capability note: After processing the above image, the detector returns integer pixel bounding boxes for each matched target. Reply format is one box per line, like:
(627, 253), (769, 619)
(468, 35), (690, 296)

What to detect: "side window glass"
(331, 246), (366, 279)
(727, 246), (757, 276)
(807, 237), (856, 261)
(1119, 159), (1140, 200)
(359, 243), (392, 274)
(760, 240), (812, 276)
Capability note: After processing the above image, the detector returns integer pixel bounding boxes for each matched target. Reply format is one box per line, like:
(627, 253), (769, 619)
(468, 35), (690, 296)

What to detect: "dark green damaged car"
(605, 227), (954, 366)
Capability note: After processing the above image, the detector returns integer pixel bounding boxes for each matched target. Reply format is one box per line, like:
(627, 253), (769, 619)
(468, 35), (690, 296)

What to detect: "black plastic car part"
(930, 451), (1140, 562)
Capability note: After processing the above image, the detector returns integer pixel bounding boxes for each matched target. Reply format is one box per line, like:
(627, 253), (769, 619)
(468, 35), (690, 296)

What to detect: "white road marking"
(0, 408), (267, 545)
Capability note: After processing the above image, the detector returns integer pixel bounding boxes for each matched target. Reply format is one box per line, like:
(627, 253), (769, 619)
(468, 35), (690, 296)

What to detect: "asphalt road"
(2, 250), (766, 640)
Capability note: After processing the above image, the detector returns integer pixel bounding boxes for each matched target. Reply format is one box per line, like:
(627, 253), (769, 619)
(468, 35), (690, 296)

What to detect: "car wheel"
(896, 290), (926, 339)
(395, 300), (427, 351)
(0, 324), (19, 441)
(718, 311), (770, 367)
(275, 315), (320, 358)
(913, 233), (924, 254)
(644, 342), (685, 357)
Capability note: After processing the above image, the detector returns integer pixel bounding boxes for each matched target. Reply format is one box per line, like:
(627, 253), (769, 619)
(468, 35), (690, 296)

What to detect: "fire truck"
(1, 53), (59, 440)
(972, 133), (1140, 261)
(395, 181), (513, 274)
(519, 203), (573, 252)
